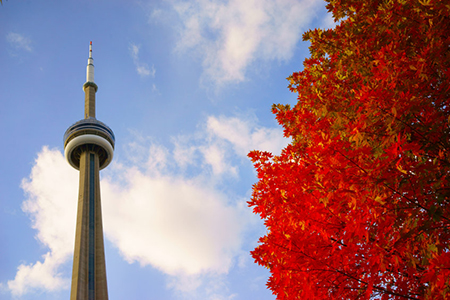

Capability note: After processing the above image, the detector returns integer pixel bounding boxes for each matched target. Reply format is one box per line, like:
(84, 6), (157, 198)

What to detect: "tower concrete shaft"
(65, 42), (113, 300)
(70, 146), (108, 300)
(84, 85), (96, 119)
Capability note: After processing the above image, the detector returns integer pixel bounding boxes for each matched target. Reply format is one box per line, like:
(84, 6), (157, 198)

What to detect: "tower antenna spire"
(83, 41), (98, 118)
(87, 41), (94, 82)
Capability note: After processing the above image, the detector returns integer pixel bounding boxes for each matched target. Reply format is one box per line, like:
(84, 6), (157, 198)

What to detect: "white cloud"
(101, 168), (245, 275)
(6, 114), (287, 297)
(167, 273), (239, 299)
(173, 114), (289, 177)
(205, 115), (288, 156)
(7, 252), (70, 297)
(6, 32), (32, 52)
(200, 143), (238, 177)
(7, 147), (77, 296)
(129, 43), (156, 77)
(171, 0), (323, 85)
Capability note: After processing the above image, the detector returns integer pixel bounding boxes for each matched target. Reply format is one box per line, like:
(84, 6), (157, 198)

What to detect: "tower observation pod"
(64, 42), (114, 300)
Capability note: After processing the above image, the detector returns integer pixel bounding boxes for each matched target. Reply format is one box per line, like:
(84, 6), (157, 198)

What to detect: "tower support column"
(70, 146), (108, 300)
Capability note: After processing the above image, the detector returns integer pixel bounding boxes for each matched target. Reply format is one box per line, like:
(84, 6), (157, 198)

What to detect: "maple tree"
(248, 0), (450, 299)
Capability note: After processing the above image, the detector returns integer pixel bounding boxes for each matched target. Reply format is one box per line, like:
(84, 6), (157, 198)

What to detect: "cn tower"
(63, 42), (114, 300)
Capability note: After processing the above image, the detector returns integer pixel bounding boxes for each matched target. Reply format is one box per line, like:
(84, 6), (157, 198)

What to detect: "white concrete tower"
(64, 42), (114, 300)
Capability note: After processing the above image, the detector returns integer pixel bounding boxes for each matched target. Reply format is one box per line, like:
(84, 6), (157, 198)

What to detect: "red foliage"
(248, 1), (450, 299)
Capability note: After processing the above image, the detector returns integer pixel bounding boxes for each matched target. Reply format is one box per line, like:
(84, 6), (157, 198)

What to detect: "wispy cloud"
(6, 114), (289, 297)
(6, 32), (33, 52)
(129, 43), (156, 77)
(173, 114), (289, 177)
(170, 0), (323, 85)
(320, 11), (337, 30)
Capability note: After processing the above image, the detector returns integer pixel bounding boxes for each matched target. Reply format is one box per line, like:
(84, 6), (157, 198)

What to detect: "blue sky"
(0, 1), (333, 299)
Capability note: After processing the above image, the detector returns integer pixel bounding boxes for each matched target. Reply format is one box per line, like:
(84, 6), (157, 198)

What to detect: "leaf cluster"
(249, 0), (450, 299)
